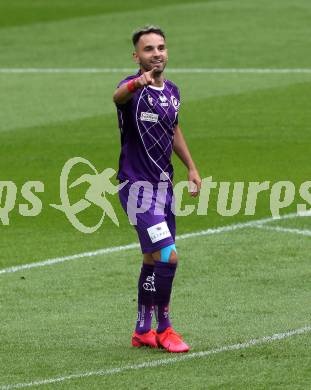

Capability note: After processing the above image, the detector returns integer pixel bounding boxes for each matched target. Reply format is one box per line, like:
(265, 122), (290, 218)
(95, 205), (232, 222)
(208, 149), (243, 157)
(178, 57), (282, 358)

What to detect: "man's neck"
(153, 75), (164, 87)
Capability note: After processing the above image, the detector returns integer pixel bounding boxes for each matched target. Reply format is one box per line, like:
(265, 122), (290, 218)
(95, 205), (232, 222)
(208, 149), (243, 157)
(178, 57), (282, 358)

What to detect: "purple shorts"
(118, 181), (176, 253)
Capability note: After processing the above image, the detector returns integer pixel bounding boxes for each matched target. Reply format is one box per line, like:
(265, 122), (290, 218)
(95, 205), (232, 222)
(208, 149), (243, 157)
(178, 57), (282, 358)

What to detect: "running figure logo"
(143, 273), (156, 292)
(50, 157), (127, 233)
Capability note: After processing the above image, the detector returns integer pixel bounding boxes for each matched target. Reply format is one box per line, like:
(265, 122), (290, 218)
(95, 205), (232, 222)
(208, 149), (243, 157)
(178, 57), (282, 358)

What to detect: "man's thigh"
(119, 181), (176, 254)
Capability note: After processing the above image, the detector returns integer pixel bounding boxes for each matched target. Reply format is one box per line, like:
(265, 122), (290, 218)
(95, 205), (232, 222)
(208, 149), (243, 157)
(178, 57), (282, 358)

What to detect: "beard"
(141, 60), (167, 74)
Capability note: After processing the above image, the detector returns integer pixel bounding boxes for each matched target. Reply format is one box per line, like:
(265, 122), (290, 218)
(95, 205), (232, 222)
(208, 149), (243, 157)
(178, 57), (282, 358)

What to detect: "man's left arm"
(173, 125), (202, 197)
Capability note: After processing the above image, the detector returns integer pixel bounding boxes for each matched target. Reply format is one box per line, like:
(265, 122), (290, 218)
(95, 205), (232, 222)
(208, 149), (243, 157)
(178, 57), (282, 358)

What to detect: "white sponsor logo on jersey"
(159, 94), (169, 106)
(140, 112), (159, 123)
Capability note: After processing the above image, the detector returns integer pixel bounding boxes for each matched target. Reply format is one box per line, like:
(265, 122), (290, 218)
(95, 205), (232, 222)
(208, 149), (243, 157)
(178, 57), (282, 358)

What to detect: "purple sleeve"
(115, 78), (130, 110)
(174, 87), (180, 127)
(115, 75), (138, 109)
(116, 74), (139, 88)
(117, 78), (129, 88)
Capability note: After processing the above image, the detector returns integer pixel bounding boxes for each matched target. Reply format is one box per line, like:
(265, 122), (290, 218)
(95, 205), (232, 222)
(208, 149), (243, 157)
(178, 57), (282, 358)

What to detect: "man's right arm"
(112, 69), (156, 105)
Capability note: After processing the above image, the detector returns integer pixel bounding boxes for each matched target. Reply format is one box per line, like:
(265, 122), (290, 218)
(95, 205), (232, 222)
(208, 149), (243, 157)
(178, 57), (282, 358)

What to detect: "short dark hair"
(132, 25), (166, 47)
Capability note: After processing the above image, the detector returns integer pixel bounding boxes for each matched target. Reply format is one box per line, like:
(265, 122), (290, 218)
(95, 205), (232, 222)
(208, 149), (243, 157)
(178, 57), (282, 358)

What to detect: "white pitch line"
(255, 224), (311, 237)
(0, 212), (302, 276)
(0, 242), (140, 275)
(0, 325), (309, 390)
(1, 68), (311, 74)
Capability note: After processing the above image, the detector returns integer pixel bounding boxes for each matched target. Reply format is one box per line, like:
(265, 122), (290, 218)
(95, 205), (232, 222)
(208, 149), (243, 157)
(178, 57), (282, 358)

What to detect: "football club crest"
(171, 95), (180, 110)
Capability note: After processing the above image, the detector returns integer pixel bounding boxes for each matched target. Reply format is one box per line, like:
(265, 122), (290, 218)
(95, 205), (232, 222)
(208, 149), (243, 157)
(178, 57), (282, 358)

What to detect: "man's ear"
(133, 51), (139, 64)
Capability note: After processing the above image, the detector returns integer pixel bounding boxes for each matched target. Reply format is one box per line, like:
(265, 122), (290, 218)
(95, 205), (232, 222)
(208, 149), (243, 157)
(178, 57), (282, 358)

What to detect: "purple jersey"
(115, 71), (180, 185)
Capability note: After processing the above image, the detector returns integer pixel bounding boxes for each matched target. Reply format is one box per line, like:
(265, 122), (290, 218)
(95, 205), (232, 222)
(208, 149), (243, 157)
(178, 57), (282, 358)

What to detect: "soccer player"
(113, 26), (201, 353)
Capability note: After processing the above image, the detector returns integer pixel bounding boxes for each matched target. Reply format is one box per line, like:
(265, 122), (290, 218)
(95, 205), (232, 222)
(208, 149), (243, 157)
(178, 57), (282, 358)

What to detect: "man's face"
(133, 33), (168, 74)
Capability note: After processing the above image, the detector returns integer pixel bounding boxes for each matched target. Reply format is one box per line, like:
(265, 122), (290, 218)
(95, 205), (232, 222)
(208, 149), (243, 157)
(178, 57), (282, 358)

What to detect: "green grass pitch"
(0, 0), (311, 388)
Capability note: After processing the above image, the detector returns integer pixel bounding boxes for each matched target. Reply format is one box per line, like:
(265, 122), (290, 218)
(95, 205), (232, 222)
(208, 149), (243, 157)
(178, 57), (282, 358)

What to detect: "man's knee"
(151, 243), (178, 263)
(143, 253), (155, 265)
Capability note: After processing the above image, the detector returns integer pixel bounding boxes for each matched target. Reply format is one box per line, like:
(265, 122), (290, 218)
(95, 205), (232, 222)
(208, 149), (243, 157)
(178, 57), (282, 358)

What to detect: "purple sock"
(135, 263), (155, 334)
(153, 261), (177, 333)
